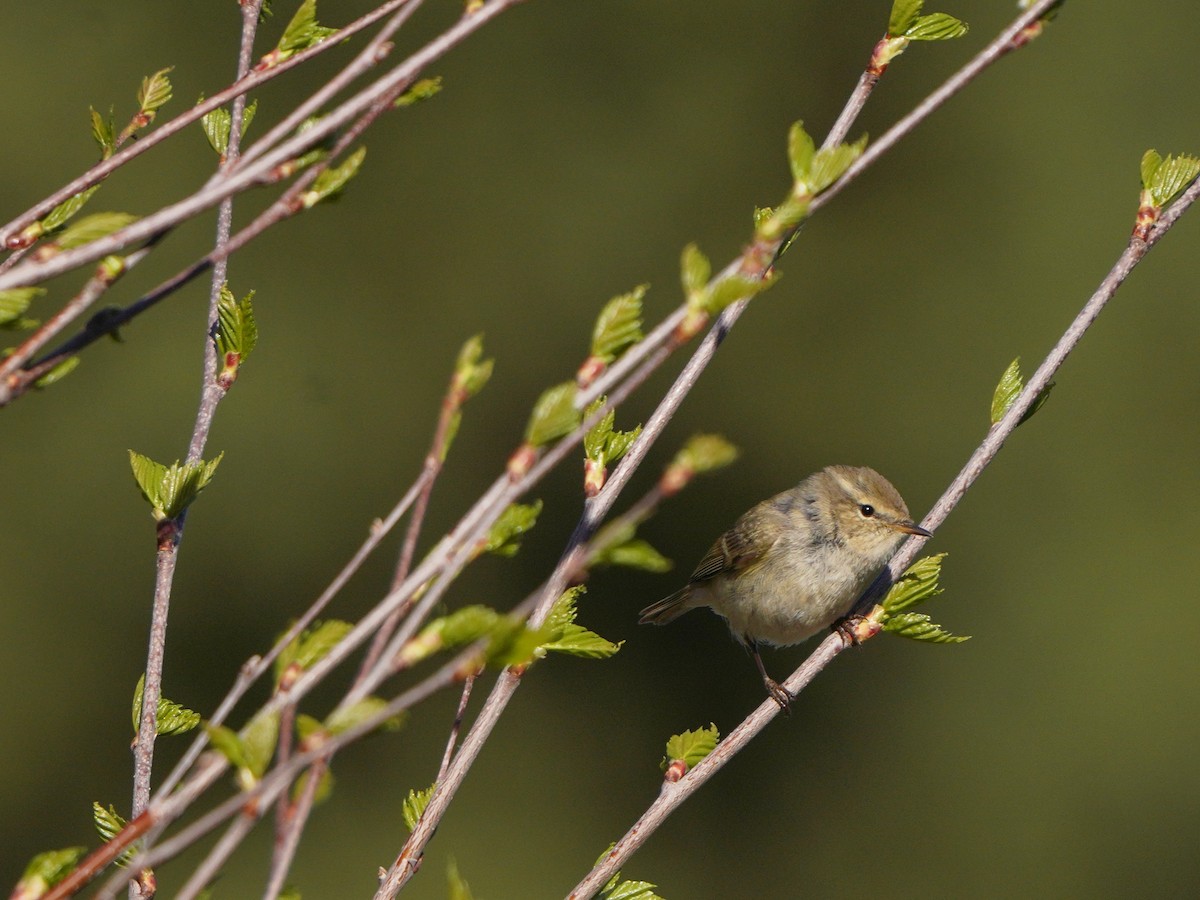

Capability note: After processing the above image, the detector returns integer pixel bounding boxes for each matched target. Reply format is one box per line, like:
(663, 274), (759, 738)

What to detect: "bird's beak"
(892, 520), (932, 537)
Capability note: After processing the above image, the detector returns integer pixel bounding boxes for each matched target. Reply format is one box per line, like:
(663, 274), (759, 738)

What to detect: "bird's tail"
(638, 587), (695, 625)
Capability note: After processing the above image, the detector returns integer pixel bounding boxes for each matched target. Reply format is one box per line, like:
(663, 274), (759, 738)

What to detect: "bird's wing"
(687, 507), (780, 584)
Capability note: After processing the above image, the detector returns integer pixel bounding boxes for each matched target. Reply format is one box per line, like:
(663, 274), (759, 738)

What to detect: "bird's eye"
(859, 504), (875, 518)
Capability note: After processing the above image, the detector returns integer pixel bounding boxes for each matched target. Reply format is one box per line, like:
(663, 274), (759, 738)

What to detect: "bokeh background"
(2, 1), (1198, 897)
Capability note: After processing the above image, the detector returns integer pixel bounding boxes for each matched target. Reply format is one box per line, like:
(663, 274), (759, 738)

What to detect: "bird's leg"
(748, 641), (791, 713)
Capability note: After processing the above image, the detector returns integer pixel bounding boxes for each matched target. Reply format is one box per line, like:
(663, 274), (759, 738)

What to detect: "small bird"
(639, 465), (930, 710)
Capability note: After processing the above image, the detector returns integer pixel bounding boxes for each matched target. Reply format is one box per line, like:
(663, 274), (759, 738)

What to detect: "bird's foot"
(832, 614), (878, 647)
(764, 678), (793, 714)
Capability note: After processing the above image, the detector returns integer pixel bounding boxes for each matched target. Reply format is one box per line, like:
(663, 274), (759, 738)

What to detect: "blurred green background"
(3, 1), (1199, 897)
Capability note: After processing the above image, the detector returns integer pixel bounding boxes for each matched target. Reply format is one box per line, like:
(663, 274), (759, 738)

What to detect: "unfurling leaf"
(591, 285), (646, 363)
(302, 146), (366, 207)
(398, 605), (501, 666)
(90, 106), (116, 158)
(888, 0), (924, 35)
(394, 77), (444, 107)
(524, 381), (580, 447)
(213, 284), (258, 387)
(483, 500), (542, 557)
(323, 696), (403, 736)
(92, 803), (137, 867)
(703, 271), (777, 314)
(882, 611), (970, 643)
(584, 398), (641, 467)
(16, 847), (88, 895)
(276, 0), (338, 59)
(661, 434), (739, 495)
(679, 243), (711, 301)
(52, 212), (138, 250)
(128, 450), (224, 521)
(403, 784), (435, 832)
(662, 723), (719, 772)
(274, 619), (354, 688)
(1140, 149), (1200, 208)
(453, 334), (493, 400)
(538, 586), (623, 659)
(33, 356), (80, 388)
(591, 536), (671, 573)
(137, 68), (174, 118)
(0, 287), (44, 330)
(40, 186), (101, 234)
(132, 673), (201, 737)
(882, 554), (946, 613)
(201, 99), (258, 156)
(787, 121), (817, 185)
(990, 357), (1053, 426)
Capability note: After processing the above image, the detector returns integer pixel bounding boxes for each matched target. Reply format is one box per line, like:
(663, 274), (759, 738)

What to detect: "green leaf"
(205, 722), (249, 770)
(703, 271), (777, 315)
(399, 605), (502, 667)
(92, 803), (136, 867)
(302, 146), (366, 208)
(90, 106), (116, 158)
(274, 619), (354, 687)
(454, 334), (494, 399)
(128, 450), (224, 521)
(240, 710), (281, 780)
(33, 356), (80, 388)
(882, 554), (946, 614)
(662, 723), (719, 771)
(671, 433), (739, 475)
(679, 243), (711, 301)
(882, 611), (970, 643)
(524, 381), (580, 446)
(787, 120), (816, 185)
(40, 185), (100, 233)
(447, 858), (475, 900)
(17, 847), (87, 894)
(484, 615), (551, 669)
(605, 880), (664, 900)
(584, 398), (641, 466)
(137, 68), (174, 118)
(906, 13), (968, 40)
(402, 784), (434, 832)
(394, 76), (444, 107)
(591, 285), (647, 363)
(213, 284), (258, 385)
(592, 537), (672, 573)
(1141, 149), (1200, 207)
(54, 212), (138, 250)
(291, 766), (334, 806)
(277, 0), (338, 57)
(807, 134), (868, 195)
(132, 673), (200, 737)
(0, 287), (44, 329)
(483, 500), (542, 557)
(201, 99), (258, 156)
(538, 587), (623, 660)
(324, 696), (404, 736)
(989, 357), (1053, 426)
(888, 0), (924, 35)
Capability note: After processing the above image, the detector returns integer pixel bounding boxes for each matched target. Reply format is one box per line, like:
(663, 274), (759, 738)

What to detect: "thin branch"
(568, 158), (1199, 900)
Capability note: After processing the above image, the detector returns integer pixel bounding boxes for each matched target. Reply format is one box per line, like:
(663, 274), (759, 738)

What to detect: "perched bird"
(639, 465), (930, 709)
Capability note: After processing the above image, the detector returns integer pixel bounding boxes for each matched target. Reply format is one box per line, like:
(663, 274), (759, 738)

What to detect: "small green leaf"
(584, 398), (641, 466)
(291, 766), (334, 806)
(54, 212), (138, 250)
(138, 68), (174, 118)
(662, 723), (719, 771)
(524, 381), (580, 446)
(90, 106), (116, 158)
(394, 76), (443, 107)
(447, 858), (474, 900)
(787, 120), (816, 185)
(807, 134), (868, 195)
(593, 537), (672, 573)
(882, 611), (970, 643)
(538, 587), (623, 659)
(591, 285), (647, 363)
(324, 696), (404, 736)
(398, 605), (502, 667)
(33, 356), (80, 388)
(605, 880), (664, 900)
(484, 615), (551, 669)
(40, 186), (101, 234)
(276, 0), (338, 58)
(679, 243), (711, 301)
(703, 271), (777, 315)
(302, 146), (366, 208)
(402, 784), (434, 832)
(17, 847), (87, 894)
(990, 357), (1054, 426)
(92, 803), (137, 867)
(205, 722), (249, 770)
(128, 450), (224, 521)
(483, 500), (542, 557)
(671, 433), (739, 475)
(0, 288), (44, 329)
(213, 284), (258, 385)
(274, 619), (354, 687)
(454, 334), (494, 399)
(906, 13), (968, 41)
(888, 0), (924, 35)
(882, 554), (946, 614)
(1141, 150), (1200, 207)
(201, 107), (232, 155)
(132, 673), (201, 737)
(239, 710), (281, 781)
